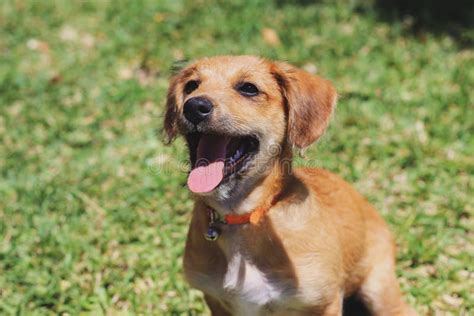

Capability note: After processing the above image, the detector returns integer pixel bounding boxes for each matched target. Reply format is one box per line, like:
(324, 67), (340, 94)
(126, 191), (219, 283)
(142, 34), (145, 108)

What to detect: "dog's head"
(164, 56), (336, 201)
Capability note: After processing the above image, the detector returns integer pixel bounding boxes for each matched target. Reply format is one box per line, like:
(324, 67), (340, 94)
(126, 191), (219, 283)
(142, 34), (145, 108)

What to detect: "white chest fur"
(223, 252), (284, 315)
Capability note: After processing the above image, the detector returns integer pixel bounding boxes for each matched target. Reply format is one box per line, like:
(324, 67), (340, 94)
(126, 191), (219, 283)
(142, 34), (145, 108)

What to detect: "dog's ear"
(272, 62), (337, 149)
(163, 75), (180, 144)
(164, 65), (196, 144)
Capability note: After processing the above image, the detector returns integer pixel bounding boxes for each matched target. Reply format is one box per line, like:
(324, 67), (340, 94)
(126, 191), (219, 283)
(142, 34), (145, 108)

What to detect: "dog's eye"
(237, 82), (259, 97)
(184, 80), (199, 94)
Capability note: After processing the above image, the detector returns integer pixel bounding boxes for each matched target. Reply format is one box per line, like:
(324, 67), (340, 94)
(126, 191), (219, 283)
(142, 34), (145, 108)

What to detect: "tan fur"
(165, 56), (416, 315)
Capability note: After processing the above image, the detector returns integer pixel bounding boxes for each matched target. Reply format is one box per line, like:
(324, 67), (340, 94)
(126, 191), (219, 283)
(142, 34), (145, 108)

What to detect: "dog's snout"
(183, 97), (213, 125)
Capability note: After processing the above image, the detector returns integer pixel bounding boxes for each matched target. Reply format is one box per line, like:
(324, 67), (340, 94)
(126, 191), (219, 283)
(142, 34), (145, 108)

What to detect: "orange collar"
(203, 192), (283, 241)
(207, 191), (283, 226)
(225, 212), (253, 225)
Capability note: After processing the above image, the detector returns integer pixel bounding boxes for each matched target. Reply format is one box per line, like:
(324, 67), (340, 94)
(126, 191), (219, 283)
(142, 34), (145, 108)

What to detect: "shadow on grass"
(275, 0), (473, 47)
(274, 0), (318, 6)
(343, 295), (371, 316)
(374, 0), (474, 47)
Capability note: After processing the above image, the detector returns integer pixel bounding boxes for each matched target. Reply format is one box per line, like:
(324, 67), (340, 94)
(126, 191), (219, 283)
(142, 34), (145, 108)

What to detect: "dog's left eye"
(184, 80), (200, 94)
(237, 82), (259, 97)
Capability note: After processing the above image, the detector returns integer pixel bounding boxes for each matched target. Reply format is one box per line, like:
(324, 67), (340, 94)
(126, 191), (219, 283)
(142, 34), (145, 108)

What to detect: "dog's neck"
(200, 147), (293, 217)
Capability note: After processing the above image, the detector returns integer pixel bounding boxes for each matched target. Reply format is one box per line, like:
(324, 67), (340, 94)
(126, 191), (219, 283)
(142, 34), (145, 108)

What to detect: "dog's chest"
(223, 253), (283, 308)
(189, 250), (286, 314)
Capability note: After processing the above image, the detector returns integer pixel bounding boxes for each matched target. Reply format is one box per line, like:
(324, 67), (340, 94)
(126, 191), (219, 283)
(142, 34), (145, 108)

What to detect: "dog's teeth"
(232, 142), (246, 161)
(233, 148), (241, 159)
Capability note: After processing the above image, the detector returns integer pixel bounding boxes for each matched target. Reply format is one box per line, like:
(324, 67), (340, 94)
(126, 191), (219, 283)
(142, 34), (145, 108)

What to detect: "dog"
(164, 55), (416, 315)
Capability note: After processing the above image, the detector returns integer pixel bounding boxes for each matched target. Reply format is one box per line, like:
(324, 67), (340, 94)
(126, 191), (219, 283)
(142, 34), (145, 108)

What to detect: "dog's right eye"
(236, 82), (259, 97)
(184, 80), (199, 94)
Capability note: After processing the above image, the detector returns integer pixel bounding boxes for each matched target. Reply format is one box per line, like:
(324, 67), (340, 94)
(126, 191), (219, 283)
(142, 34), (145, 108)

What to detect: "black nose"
(183, 97), (213, 125)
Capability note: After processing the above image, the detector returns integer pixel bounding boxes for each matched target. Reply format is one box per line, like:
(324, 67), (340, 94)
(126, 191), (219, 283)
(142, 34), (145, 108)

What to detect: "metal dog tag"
(204, 226), (220, 241)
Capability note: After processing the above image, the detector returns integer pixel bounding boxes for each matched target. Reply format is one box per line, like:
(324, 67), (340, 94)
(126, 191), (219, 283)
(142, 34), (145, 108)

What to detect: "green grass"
(0, 0), (472, 314)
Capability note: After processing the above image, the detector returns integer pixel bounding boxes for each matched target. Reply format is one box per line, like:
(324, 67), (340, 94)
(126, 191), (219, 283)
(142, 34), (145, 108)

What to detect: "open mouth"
(186, 133), (259, 193)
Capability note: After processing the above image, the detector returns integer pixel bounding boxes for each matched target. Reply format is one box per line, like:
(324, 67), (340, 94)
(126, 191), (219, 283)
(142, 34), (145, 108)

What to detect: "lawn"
(0, 0), (472, 314)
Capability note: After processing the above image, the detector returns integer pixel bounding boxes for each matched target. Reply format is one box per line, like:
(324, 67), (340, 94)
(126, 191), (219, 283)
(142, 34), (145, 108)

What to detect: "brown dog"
(164, 56), (416, 315)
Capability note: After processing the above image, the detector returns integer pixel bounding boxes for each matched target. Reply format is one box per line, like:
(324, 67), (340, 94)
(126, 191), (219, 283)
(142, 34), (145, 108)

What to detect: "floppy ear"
(164, 65), (196, 144)
(163, 75), (180, 144)
(273, 62), (337, 149)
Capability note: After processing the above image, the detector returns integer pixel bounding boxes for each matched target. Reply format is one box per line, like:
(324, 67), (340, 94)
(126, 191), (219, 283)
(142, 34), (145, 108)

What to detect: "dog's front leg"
(321, 291), (343, 316)
(204, 295), (232, 316)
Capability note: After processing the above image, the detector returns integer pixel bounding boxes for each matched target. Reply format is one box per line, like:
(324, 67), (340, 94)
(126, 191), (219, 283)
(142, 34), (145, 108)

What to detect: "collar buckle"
(204, 208), (222, 241)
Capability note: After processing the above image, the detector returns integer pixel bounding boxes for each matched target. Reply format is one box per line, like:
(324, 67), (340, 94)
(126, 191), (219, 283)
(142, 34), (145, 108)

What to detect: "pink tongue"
(187, 134), (229, 193)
